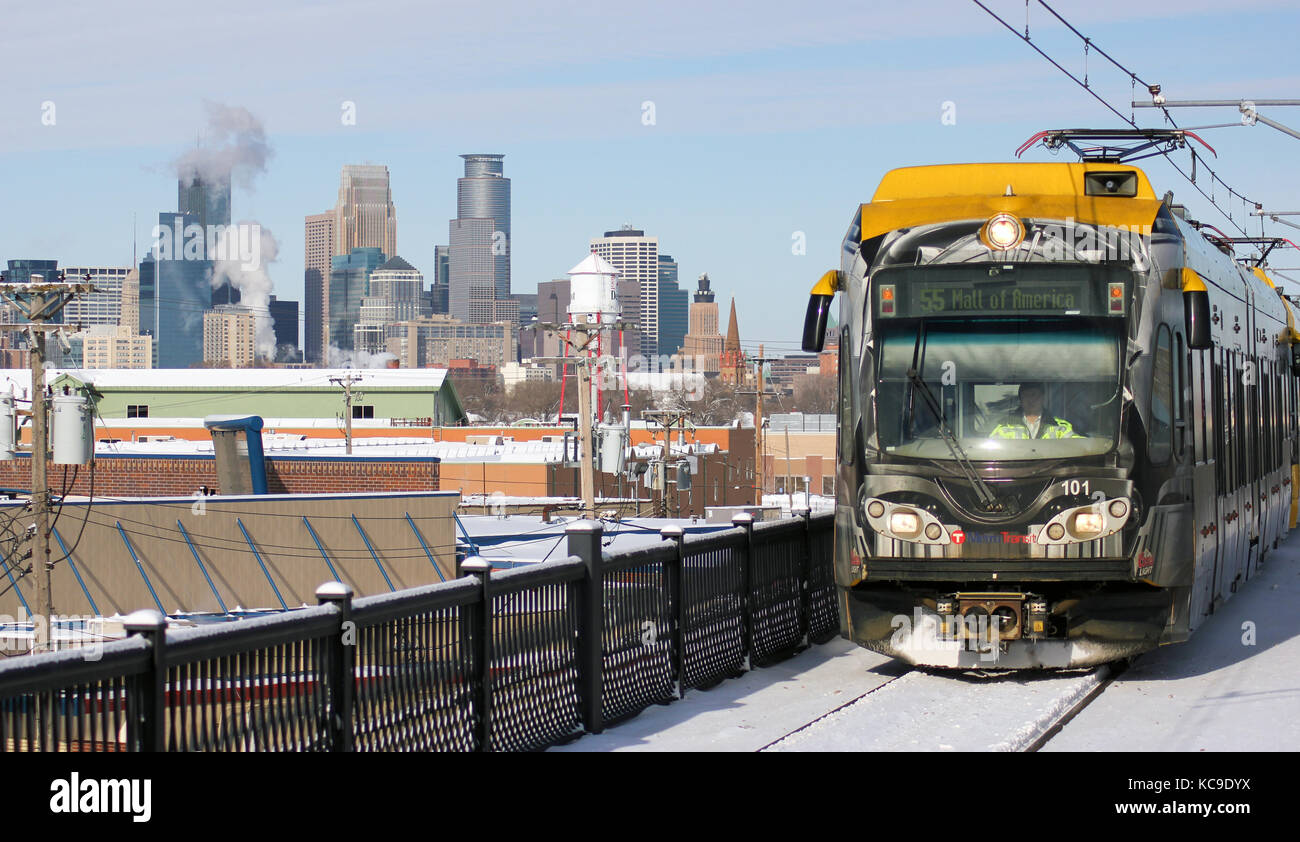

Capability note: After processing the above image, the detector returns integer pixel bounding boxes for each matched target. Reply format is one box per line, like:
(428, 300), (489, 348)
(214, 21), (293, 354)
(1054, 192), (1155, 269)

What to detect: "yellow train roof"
(861, 162), (1164, 242)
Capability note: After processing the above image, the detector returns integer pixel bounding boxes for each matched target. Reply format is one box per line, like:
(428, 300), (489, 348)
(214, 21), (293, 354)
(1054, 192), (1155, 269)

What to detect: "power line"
(971, 0), (1263, 238)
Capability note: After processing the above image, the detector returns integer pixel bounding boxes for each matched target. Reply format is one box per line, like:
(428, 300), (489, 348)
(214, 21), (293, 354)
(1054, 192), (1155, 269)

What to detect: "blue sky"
(4, 0), (1300, 356)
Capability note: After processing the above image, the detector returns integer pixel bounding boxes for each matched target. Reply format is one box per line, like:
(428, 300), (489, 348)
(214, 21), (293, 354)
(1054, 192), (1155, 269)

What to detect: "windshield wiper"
(905, 325), (1003, 512)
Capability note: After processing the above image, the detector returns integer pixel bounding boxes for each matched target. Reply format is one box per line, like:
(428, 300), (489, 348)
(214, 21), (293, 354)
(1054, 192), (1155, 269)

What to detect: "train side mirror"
(1183, 289), (1211, 350)
(802, 295), (833, 352)
(802, 270), (841, 353)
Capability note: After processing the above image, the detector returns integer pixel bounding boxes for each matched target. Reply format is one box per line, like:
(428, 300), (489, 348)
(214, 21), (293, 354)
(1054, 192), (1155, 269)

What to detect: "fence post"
(732, 512), (755, 672)
(462, 557), (494, 751)
(794, 507), (812, 648)
(123, 609), (167, 752)
(316, 581), (354, 752)
(567, 520), (605, 735)
(660, 525), (686, 699)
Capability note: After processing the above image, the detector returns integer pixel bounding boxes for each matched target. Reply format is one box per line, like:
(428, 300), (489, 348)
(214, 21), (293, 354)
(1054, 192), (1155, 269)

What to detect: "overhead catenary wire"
(971, 0), (1263, 239)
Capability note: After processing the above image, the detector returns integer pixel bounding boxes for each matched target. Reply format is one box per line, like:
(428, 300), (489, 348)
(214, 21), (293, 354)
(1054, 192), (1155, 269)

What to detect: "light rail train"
(802, 137), (1300, 667)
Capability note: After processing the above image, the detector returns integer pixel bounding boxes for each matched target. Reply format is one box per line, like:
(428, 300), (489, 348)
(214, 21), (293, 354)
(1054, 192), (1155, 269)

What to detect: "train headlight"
(981, 213), (1025, 251)
(924, 523), (943, 541)
(867, 500), (886, 518)
(890, 511), (921, 537)
(1108, 499), (1129, 519)
(1072, 512), (1104, 536)
(1046, 523), (1066, 541)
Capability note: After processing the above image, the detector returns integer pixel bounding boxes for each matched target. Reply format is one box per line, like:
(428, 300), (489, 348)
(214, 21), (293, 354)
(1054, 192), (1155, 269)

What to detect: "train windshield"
(875, 318), (1122, 460)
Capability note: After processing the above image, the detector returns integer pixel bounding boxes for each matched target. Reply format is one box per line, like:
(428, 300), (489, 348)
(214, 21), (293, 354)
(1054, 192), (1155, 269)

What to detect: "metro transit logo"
(948, 529), (1036, 544)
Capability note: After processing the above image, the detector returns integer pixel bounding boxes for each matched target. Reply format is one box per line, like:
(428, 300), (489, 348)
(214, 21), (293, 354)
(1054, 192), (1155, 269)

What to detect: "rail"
(0, 511), (834, 752)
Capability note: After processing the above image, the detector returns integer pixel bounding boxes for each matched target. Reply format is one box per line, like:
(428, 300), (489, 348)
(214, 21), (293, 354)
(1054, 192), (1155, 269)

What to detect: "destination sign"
(910, 283), (1087, 314)
(871, 264), (1121, 319)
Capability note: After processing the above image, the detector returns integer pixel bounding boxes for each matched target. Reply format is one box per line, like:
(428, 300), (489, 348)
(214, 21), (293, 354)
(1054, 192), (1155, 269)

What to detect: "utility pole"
(537, 315), (633, 518)
(785, 426), (793, 514)
(738, 345), (775, 505)
(330, 374), (363, 455)
(0, 275), (94, 651)
(643, 409), (692, 518)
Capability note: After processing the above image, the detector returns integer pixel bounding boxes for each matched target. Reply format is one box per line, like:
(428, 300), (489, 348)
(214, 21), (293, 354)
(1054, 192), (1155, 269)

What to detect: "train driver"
(989, 383), (1081, 440)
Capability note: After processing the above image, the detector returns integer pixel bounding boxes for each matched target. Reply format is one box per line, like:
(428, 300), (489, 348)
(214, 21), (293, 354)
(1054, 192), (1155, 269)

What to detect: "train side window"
(1149, 325), (1173, 465)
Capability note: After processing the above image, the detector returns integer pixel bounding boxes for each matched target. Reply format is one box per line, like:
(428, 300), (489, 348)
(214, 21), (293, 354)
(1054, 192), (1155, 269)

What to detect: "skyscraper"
(204, 305), (257, 368)
(448, 154), (510, 322)
(336, 165), (397, 258)
(656, 253), (688, 358)
(683, 273), (723, 374)
(3, 259), (59, 285)
(178, 173), (231, 234)
(328, 247), (386, 353)
(590, 226), (659, 359)
(268, 295), (300, 360)
(303, 210), (335, 363)
(139, 214), (213, 368)
(1, 259), (60, 340)
(434, 245), (450, 288)
(368, 255), (423, 323)
(61, 266), (132, 327)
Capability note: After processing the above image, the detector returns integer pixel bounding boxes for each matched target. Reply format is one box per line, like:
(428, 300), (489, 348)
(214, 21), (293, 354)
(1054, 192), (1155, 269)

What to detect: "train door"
(1228, 347), (1247, 595)
(1289, 367), (1299, 531)
(1189, 343), (1217, 628)
(1257, 357), (1273, 559)
(1214, 348), (1238, 605)
(1210, 349), (1228, 609)
(1260, 357), (1278, 558)
(1245, 348), (1261, 579)
(1278, 361), (1288, 538)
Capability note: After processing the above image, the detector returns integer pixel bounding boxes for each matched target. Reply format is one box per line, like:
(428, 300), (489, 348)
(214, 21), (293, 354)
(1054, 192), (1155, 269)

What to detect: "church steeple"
(719, 298), (746, 385)
(724, 298), (741, 354)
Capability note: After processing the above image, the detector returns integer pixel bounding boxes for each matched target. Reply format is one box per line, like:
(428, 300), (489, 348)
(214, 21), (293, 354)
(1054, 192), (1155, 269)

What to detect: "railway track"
(762, 658), (1130, 752)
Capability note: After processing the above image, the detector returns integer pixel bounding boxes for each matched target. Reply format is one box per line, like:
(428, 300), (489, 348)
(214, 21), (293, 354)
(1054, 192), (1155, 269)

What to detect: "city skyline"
(6, 1), (1300, 355)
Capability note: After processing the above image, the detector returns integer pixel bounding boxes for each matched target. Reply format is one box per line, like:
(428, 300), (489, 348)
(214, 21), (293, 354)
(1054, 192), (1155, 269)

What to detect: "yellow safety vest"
(989, 415), (1081, 439)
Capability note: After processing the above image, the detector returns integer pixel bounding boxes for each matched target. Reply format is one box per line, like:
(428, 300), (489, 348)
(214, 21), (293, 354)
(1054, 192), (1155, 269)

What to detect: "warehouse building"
(0, 368), (465, 427)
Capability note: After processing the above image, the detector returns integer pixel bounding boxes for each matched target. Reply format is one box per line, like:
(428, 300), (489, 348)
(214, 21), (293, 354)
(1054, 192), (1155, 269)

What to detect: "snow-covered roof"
(456, 514), (735, 564)
(94, 435), (572, 461)
(0, 368), (450, 392)
(567, 253), (619, 277)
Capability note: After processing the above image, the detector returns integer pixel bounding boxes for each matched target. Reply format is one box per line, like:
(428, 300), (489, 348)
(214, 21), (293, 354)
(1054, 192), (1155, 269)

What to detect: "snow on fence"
(0, 513), (834, 752)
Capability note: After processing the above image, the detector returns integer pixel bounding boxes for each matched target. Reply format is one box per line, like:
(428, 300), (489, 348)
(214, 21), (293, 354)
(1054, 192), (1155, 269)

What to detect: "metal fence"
(0, 511), (834, 752)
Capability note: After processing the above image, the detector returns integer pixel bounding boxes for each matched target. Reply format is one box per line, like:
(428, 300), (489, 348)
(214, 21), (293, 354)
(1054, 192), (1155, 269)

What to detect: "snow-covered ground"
(554, 528), (1300, 752)
(551, 639), (896, 752)
(1043, 535), (1300, 752)
(767, 666), (1106, 752)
